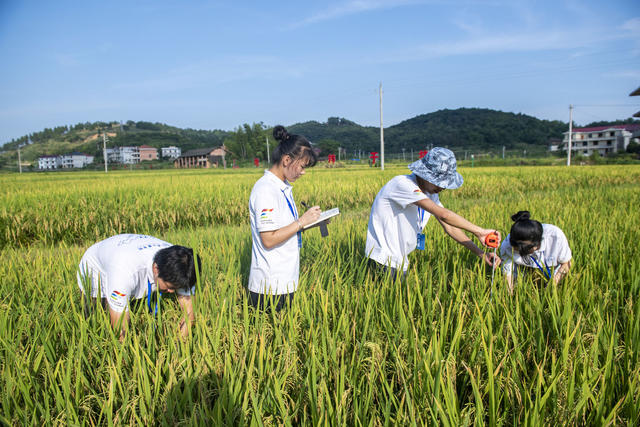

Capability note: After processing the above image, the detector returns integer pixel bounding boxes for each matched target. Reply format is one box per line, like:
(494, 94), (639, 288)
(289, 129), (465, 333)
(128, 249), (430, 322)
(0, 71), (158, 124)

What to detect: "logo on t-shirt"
(413, 189), (423, 194)
(260, 209), (275, 222)
(110, 290), (127, 309)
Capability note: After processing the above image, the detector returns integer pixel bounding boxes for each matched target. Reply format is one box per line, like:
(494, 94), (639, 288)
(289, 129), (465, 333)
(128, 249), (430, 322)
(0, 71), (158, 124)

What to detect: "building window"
(583, 141), (587, 146)
(583, 150), (588, 155)
(607, 141), (612, 146)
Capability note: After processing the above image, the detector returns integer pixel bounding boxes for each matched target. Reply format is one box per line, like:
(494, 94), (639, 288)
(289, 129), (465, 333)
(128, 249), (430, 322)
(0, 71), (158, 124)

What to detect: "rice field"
(1, 164), (639, 425)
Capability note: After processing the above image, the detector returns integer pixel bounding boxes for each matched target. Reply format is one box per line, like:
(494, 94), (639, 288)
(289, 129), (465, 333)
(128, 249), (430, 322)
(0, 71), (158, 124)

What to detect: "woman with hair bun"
(500, 211), (572, 294)
(247, 125), (321, 311)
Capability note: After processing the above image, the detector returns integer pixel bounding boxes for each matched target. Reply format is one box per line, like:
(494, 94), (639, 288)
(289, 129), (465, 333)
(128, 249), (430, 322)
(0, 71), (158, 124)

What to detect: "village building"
(552, 124), (640, 156)
(38, 155), (61, 170)
(60, 152), (94, 168)
(161, 146), (181, 159)
(38, 153), (93, 170)
(106, 146), (140, 164)
(174, 146), (228, 168)
(139, 145), (158, 161)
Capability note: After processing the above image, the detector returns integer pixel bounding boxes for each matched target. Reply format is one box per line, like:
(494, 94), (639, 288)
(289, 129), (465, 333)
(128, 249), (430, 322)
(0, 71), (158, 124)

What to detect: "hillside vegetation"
(2, 108), (635, 168)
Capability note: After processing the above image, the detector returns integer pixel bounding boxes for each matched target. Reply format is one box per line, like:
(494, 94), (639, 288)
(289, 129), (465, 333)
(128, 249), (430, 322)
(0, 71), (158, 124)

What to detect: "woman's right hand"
(299, 206), (322, 228)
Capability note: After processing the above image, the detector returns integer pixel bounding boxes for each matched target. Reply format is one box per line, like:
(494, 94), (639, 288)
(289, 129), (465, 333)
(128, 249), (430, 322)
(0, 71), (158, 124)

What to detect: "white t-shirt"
(500, 224), (572, 277)
(366, 174), (443, 271)
(248, 171), (300, 295)
(77, 234), (195, 313)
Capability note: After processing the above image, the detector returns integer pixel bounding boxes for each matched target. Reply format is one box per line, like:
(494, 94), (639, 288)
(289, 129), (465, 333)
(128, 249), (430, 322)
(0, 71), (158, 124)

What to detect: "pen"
(301, 201), (310, 209)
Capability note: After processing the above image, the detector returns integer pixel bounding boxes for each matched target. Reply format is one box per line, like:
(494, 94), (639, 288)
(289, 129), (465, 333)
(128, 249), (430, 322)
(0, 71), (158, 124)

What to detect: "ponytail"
(508, 210), (543, 256)
(272, 125), (317, 167)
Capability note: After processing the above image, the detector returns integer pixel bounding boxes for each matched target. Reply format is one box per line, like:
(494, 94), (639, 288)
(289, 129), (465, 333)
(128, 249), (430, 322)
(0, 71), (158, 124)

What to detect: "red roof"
(139, 145), (155, 149)
(572, 124), (640, 132)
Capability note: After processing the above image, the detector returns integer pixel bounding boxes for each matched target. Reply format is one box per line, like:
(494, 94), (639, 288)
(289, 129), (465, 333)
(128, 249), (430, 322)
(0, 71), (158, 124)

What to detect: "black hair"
(153, 245), (202, 290)
(509, 211), (543, 256)
(272, 125), (317, 168)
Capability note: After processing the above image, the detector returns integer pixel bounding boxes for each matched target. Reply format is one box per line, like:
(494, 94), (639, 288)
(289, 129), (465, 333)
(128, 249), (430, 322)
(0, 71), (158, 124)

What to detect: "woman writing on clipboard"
(248, 125), (321, 311)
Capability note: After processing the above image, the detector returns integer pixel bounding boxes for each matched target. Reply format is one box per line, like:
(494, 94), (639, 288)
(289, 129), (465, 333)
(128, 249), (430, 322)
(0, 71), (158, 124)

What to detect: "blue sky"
(1, 0), (639, 144)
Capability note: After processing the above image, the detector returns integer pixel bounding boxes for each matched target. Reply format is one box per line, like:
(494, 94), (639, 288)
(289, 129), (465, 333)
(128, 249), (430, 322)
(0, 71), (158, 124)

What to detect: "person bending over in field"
(366, 147), (501, 281)
(247, 125), (322, 312)
(500, 211), (572, 295)
(77, 234), (201, 340)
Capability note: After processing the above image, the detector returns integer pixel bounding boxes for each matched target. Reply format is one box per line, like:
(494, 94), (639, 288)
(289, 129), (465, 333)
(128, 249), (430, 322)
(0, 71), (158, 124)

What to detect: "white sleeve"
(104, 269), (134, 313)
(252, 188), (281, 232)
(555, 228), (572, 264)
(389, 178), (428, 209)
(177, 285), (196, 296)
(500, 240), (514, 275)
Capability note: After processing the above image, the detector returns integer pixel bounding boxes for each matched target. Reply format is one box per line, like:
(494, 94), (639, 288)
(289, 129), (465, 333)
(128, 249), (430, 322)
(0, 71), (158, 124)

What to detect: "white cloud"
(620, 17), (640, 34)
(374, 22), (638, 64)
(604, 70), (640, 80)
(290, 0), (425, 29)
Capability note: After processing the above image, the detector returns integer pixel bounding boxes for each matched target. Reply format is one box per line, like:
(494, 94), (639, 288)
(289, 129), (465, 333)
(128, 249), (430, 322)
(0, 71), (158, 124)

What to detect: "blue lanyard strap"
(417, 207), (425, 229)
(281, 189), (302, 248)
(147, 279), (160, 316)
(530, 255), (551, 279)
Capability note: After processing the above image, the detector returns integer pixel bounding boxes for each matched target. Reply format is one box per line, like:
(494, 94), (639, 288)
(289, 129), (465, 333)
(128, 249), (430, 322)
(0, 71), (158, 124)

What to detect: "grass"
(0, 164), (639, 425)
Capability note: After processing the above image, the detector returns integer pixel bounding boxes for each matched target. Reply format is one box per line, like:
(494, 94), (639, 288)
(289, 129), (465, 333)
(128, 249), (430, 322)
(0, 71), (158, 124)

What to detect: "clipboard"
(303, 207), (340, 236)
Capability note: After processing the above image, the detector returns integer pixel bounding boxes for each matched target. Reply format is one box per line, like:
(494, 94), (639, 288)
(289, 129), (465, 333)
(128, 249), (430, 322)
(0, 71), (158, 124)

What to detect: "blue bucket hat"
(408, 147), (463, 190)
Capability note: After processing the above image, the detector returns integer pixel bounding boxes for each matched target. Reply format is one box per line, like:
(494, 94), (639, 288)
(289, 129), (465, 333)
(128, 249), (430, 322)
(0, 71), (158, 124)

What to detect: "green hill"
(4, 109), (636, 169)
(0, 121), (231, 167)
(289, 108), (569, 154)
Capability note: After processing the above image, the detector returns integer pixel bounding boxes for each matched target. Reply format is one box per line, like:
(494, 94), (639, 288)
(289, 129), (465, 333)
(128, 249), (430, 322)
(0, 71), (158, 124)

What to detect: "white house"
(555, 124), (640, 156)
(38, 155), (61, 170)
(120, 146), (139, 164)
(60, 152), (94, 168)
(161, 146), (181, 159)
(106, 146), (140, 164)
(38, 153), (93, 169)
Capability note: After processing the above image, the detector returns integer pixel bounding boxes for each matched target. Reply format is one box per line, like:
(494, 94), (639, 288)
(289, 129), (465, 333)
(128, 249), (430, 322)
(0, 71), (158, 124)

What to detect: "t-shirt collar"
(409, 173), (436, 196)
(264, 170), (292, 191)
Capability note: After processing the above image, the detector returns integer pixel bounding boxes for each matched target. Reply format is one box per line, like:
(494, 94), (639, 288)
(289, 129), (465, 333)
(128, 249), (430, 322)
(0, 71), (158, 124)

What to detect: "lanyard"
(417, 207), (425, 230)
(530, 255), (551, 280)
(147, 279), (160, 316)
(281, 189), (302, 248)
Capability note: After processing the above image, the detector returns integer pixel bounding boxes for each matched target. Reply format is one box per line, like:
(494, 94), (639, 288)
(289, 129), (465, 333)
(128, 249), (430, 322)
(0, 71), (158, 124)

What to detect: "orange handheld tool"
(485, 232), (499, 248)
(486, 231), (500, 299)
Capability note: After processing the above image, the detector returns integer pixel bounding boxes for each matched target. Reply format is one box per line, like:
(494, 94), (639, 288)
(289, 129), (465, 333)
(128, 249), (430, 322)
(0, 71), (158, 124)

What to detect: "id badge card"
(416, 233), (425, 250)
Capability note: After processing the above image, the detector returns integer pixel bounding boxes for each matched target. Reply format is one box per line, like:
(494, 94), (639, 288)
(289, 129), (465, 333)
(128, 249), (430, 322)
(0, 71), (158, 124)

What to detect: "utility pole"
(379, 82), (384, 171)
(402, 147), (405, 162)
(18, 145), (22, 173)
(567, 104), (573, 166)
(502, 146), (505, 159)
(266, 136), (270, 164)
(103, 131), (108, 173)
